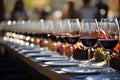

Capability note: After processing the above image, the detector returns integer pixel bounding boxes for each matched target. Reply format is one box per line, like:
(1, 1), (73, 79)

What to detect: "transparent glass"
(62, 19), (81, 60)
(80, 19), (99, 67)
(48, 20), (64, 57)
(40, 20), (53, 51)
(55, 20), (67, 58)
(99, 18), (119, 73)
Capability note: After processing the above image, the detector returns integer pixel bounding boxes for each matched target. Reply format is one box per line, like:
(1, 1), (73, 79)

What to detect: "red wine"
(80, 37), (98, 47)
(64, 36), (79, 44)
(34, 33), (42, 38)
(56, 35), (66, 43)
(40, 33), (49, 39)
(99, 39), (118, 49)
(22, 33), (42, 38)
(48, 34), (58, 42)
(22, 32), (30, 36)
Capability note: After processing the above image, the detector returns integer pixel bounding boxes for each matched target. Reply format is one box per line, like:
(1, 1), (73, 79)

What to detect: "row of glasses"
(48, 19), (80, 59)
(59, 18), (119, 73)
(1, 18), (119, 73)
(80, 18), (119, 73)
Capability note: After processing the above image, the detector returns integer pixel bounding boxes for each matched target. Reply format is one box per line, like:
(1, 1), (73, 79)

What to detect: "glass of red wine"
(48, 20), (65, 57)
(40, 20), (53, 50)
(55, 20), (67, 58)
(80, 19), (99, 67)
(99, 18), (119, 73)
(63, 19), (80, 60)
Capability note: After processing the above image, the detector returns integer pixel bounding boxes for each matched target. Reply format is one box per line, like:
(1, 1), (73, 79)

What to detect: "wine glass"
(40, 20), (53, 50)
(80, 19), (99, 67)
(56, 20), (67, 58)
(99, 18), (119, 73)
(63, 19), (80, 60)
(48, 20), (64, 57)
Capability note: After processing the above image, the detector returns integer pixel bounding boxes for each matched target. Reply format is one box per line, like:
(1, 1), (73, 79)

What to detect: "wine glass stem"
(69, 44), (73, 61)
(88, 48), (91, 67)
(54, 42), (57, 56)
(106, 50), (111, 73)
(44, 39), (48, 50)
(62, 44), (66, 57)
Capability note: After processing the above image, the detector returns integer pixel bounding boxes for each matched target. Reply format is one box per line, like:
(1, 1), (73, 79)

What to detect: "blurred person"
(40, 6), (51, 20)
(40, 9), (49, 20)
(79, 0), (98, 19)
(51, 10), (63, 20)
(107, 0), (120, 19)
(30, 7), (40, 20)
(0, 0), (5, 22)
(62, 1), (80, 19)
(10, 0), (28, 21)
(95, 0), (109, 21)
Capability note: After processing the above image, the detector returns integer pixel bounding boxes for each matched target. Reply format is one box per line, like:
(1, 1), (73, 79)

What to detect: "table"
(1, 41), (120, 80)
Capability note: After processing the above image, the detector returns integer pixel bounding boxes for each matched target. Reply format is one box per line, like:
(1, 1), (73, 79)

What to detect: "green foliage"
(94, 48), (106, 61)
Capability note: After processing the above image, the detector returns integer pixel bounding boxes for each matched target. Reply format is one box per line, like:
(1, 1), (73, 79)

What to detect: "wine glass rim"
(100, 18), (119, 28)
(81, 19), (98, 22)
(65, 18), (79, 21)
(82, 19), (97, 20)
(101, 18), (118, 21)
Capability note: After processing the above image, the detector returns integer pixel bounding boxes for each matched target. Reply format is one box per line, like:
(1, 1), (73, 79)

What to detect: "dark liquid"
(40, 33), (49, 39)
(49, 34), (58, 42)
(99, 39), (118, 49)
(80, 37), (98, 47)
(64, 36), (79, 44)
(26, 33), (41, 38)
(34, 33), (42, 38)
(56, 35), (66, 43)
(22, 32), (30, 36)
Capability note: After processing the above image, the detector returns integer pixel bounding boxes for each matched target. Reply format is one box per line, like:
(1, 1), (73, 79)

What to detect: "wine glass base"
(104, 67), (116, 73)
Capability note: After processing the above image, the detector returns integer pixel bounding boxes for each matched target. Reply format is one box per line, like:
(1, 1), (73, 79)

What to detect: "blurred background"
(0, 0), (120, 21)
